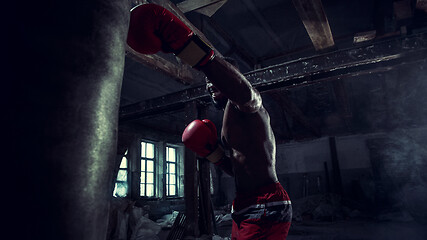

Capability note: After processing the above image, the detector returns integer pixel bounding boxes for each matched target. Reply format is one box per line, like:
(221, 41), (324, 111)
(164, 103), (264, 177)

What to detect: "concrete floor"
(159, 219), (427, 240)
(286, 219), (427, 240)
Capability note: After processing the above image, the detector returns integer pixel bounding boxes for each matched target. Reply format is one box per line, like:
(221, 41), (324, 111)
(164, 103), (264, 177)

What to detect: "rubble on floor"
(292, 193), (367, 221)
(107, 193), (426, 240)
(107, 198), (161, 240)
(212, 204), (233, 226)
(156, 210), (180, 229)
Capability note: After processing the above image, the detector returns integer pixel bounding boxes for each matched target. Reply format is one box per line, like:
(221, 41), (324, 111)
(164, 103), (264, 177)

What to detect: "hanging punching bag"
(6, 0), (129, 239)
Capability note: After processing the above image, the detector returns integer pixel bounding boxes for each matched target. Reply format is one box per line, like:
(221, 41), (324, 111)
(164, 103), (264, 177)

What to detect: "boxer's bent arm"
(201, 57), (262, 113)
(214, 155), (234, 177)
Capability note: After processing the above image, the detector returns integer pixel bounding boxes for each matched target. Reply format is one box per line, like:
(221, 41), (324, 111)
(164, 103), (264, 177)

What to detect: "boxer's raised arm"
(127, 3), (261, 112)
(200, 57), (262, 113)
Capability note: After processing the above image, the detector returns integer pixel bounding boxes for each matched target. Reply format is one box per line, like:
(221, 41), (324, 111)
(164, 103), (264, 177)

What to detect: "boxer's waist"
(232, 181), (291, 213)
(232, 200), (292, 215)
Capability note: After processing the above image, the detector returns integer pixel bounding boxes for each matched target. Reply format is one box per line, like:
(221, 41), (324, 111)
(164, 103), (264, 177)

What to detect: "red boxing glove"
(127, 4), (214, 68)
(182, 119), (224, 162)
(182, 119), (217, 157)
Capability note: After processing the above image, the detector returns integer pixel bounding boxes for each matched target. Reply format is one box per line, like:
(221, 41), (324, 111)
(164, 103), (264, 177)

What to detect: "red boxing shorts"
(231, 182), (292, 240)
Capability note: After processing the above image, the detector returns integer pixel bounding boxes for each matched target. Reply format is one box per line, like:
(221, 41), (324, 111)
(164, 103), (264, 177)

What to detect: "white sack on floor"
(130, 214), (161, 240)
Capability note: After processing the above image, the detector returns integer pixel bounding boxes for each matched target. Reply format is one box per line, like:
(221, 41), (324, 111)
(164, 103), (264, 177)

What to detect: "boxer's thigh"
(232, 219), (291, 240)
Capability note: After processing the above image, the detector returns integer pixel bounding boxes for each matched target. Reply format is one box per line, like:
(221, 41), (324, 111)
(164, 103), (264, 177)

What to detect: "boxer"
(128, 4), (292, 239)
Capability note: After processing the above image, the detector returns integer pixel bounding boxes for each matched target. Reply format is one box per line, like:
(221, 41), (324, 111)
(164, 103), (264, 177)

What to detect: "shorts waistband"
(231, 200), (292, 215)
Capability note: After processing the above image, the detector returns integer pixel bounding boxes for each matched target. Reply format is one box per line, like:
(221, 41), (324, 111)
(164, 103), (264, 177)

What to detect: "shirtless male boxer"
(127, 4), (292, 239)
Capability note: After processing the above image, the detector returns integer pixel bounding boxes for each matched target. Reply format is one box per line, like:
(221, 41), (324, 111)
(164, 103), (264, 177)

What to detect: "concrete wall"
(215, 128), (427, 214)
(275, 135), (373, 201)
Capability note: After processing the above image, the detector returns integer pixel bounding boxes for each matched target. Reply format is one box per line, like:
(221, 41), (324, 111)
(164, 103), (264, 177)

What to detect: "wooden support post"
(329, 137), (343, 194)
(332, 80), (353, 132)
(323, 161), (331, 193)
(184, 101), (199, 237)
(199, 159), (214, 235)
(159, 141), (167, 199)
(197, 105), (214, 236)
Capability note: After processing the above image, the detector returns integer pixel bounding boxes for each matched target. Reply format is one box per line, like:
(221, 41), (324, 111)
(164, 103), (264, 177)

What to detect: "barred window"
(140, 141), (155, 197)
(166, 146), (178, 196)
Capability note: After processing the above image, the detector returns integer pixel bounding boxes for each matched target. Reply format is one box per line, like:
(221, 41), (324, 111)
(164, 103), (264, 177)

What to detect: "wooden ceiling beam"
(119, 32), (427, 122)
(292, 0), (335, 51)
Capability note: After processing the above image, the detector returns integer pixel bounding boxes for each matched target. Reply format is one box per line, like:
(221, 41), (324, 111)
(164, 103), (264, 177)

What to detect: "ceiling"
(119, 0), (427, 143)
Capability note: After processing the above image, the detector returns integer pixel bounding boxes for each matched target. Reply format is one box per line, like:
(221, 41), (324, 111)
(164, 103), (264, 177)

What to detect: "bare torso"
(200, 56), (278, 193)
(221, 101), (278, 193)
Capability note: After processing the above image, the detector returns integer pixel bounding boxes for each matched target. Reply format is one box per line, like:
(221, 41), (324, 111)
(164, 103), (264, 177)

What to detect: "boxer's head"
(206, 78), (227, 110)
(206, 57), (239, 110)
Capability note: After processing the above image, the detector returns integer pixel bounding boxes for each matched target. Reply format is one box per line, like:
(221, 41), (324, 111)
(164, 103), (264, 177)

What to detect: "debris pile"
(107, 198), (161, 240)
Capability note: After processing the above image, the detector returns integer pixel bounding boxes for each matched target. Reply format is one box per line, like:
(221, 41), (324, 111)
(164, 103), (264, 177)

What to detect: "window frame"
(165, 145), (178, 197)
(140, 140), (157, 198)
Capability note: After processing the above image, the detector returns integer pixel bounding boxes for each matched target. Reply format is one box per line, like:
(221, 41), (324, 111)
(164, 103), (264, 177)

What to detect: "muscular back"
(222, 102), (278, 193)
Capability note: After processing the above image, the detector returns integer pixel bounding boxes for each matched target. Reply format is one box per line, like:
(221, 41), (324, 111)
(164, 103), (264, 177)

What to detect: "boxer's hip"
(231, 181), (292, 225)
